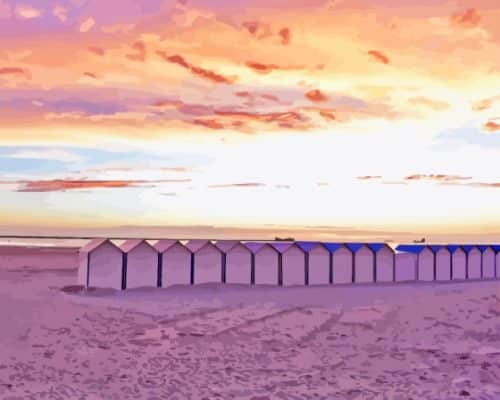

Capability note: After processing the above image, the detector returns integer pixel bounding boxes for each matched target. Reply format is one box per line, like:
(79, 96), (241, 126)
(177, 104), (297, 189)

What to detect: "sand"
(1, 265), (500, 399)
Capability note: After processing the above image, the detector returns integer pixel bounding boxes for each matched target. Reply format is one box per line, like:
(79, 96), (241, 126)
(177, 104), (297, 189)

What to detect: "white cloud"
(6, 149), (83, 163)
(79, 17), (95, 32)
(52, 5), (68, 22)
(15, 4), (42, 19)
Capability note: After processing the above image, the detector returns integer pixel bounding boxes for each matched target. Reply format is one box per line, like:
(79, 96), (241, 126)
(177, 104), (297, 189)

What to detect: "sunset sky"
(0, 0), (499, 242)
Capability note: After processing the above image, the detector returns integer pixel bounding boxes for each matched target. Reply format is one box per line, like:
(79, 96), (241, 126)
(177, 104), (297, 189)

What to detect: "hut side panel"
(332, 247), (353, 284)
(87, 243), (122, 290)
(496, 251), (500, 278)
(194, 245), (222, 284)
(435, 249), (451, 281)
(126, 243), (158, 289)
(395, 253), (416, 282)
(282, 246), (306, 287)
(354, 246), (374, 284)
(226, 245), (252, 284)
(254, 246), (279, 285)
(376, 247), (394, 283)
(308, 246), (330, 285)
(417, 248), (434, 281)
(162, 243), (191, 287)
(452, 250), (466, 280)
(482, 248), (495, 279)
(468, 249), (481, 279)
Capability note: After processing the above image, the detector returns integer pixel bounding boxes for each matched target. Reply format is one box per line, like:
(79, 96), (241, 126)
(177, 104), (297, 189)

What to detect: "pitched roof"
(477, 245), (491, 252)
(214, 240), (241, 252)
(119, 239), (156, 253)
(269, 242), (302, 253)
(461, 245), (478, 253)
(322, 242), (344, 253)
(242, 242), (277, 254)
(366, 243), (391, 252)
(428, 245), (449, 253)
(185, 239), (219, 253)
(395, 244), (427, 254)
(152, 239), (182, 253)
(80, 238), (119, 253)
(345, 243), (366, 253)
(447, 244), (463, 253)
(295, 241), (323, 252)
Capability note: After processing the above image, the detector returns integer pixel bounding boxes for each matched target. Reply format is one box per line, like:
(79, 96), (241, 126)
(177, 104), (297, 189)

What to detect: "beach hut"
(479, 245), (495, 279)
(430, 246), (452, 281)
(323, 243), (352, 284)
(153, 239), (191, 287)
(270, 242), (306, 287)
(368, 243), (395, 283)
(462, 245), (481, 279)
(244, 242), (279, 285)
(296, 242), (330, 285)
(394, 245), (421, 281)
(448, 245), (466, 280)
(120, 239), (158, 289)
(215, 240), (252, 284)
(186, 240), (223, 284)
(78, 238), (123, 290)
(494, 245), (500, 278)
(346, 243), (375, 284)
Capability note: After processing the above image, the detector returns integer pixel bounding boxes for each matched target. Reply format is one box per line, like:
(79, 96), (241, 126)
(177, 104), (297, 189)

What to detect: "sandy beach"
(1, 265), (500, 399)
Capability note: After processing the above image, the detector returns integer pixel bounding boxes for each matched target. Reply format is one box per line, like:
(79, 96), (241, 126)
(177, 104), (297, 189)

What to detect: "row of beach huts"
(78, 238), (500, 290)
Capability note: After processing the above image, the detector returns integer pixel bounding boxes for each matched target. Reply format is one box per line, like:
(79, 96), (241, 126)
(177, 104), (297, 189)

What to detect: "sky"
(0, 0), (499, 243)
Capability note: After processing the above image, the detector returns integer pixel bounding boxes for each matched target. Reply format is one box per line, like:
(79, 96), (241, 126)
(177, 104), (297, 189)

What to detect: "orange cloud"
(126, 41), (146, 62)
(0, 67), (27, 77)
(278, 27), (291, 45)
(88, 46), (105, 56)
(192, 118), (225, 129)
(357, 175), (382, 180)
(408, 97), (449, 112)
(241, 21), (273, 39)
(404, 174), (472, 182)
(157, 52), (236, 84)
(367, 50), (390, 65)
(83, 72), (97, 79)
(245, 61), (281, 74)
(318, 110), (336, 121)
(451, 8), (481, 28)
(483, 121), (500, 132)
(305, 89), (328, 102)
(15, 178), (192, 192)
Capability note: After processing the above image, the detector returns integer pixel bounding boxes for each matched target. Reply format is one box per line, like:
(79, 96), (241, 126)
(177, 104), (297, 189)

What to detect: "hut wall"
(254, 246), (279, 285)
(225, 244), (252, 284)
(435, 249), (452, 281)
(376, 247), (394, 283)
(468, 249), (481, 279)
(395, 253), (417, 281)
(482, 248), (495, 279)
(87, 242), (123, 290)
(354, 246), (374, 283)
(161, 243), (191, 286)
(417, 248), (434, 281)
(194, 245), (222, 284)
(332, 247), (353, 284)
(451, 250), (466, 280)
(282, 246), (306, 287)
(126, 243), (158, 289)
(308, 246), (330, 285)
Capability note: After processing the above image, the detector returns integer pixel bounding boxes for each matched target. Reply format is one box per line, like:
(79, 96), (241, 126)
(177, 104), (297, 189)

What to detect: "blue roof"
(395, 244), (427, 254)
(447, 245), (463, 253)
(428, 245), (448, 253)
(295, 241), (322, 252)
(269, 242), (298, 253)
(243, 242), (277, 254)
(461, 245), (478, 253)
(322, 242), (344, 253)
(345, 243), (365, 253)
(477, 245), (491, 252)
(367, 243), (389, 252)
(493, 245), (500, 252)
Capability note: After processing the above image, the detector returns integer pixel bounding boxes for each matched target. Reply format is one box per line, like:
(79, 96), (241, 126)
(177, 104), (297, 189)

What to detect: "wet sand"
(1, 265), (500, 399)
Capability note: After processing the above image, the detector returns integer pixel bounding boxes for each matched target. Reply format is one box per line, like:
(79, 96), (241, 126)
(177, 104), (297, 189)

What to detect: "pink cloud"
(126, 41), (146, 62)
(451, 8), (481, 28)
(80, 17), (96, 33)
(305, 89), (328, 102)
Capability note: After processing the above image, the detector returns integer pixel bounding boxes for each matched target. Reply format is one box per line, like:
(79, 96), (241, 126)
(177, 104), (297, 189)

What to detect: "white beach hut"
(296, 242), (331, 285)
(347, 243), (375, 284)
(215, 240), (252, 284)
(78, 238), (123, 290)
(153, 239), (192, 287)
(270, 242), (306, 287)
(448, 245), (466, 280)
(323, 243), (353, 284)
(368, 243), (395, 283)
(186, 240), (223, 284)
(463, 245), (481, 279)
(417, 246), (434, 281)
(495, 246), (500, 278)
(120, 239), (158, 289)
(394, 245), (421, 281)
(431, 246), (452, 281)
(479, 245), (495, 279)
(244, 242), (279, 285)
